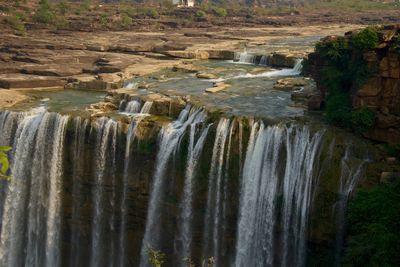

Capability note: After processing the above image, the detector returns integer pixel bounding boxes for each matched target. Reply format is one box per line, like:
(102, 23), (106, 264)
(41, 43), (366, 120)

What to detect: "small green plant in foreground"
(147, 245), (165, 267)
(0, 146), (11, 180)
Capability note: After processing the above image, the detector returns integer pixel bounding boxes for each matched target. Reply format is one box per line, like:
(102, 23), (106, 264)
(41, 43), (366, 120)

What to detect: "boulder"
(205, 82), (230, 93)
(274, 77), (308, 91)
(196, 72), (218, 79)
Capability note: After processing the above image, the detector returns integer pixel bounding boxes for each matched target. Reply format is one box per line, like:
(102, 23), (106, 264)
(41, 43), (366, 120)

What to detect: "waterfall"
(234, 51), (257, 64)
(174, 123), (211, 266)
(334, 147), (369, 266)
(235, 123), (324, 267)
(259, 55), (268, 66)
(0, 107), (371, 267)
(0, 108), (69, 267)
(69, 117), (89, 267)
(124, 100), (142, 114)
(202, 118), (232, 266)
(90, 118), (118, 267)
(139, 106), (207, 267)
(120, 100), (153, 115)
(140, 101), (153, 114)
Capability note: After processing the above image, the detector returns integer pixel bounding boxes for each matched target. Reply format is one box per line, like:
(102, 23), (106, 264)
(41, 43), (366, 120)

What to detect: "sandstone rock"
(196, 72), (218, 79)
(0, 90), (29, 108)
(0, 74), (65, 89)
(206, 50), (235, 60)
(380, 172), (400, 183)
(172, 63), (202, 73)
(163, 50), (209, 60)
(205, 82), (230, 93)
(376, 113), (400, 129)
(274, 77), (308, 91)
(356, 77), (381, 97)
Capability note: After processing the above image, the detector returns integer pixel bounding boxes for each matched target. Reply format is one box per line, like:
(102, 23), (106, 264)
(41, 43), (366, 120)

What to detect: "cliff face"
(307, 25), (400, 144)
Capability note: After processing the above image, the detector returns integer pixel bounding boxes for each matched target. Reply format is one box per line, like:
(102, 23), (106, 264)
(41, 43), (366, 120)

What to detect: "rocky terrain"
(307, 25), (400, 143)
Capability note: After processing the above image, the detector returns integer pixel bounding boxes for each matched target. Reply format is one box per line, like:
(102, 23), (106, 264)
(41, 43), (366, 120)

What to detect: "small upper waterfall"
(234, 51), (257, 64)
(120, 99), (153, 115)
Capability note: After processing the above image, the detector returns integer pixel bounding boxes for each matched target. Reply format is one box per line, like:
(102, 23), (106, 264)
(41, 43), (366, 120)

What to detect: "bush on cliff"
(34, 0), (55, 24)
(352, 27), (379, 50)
(343, 178), (400, 267)
(351, 107), (375, 135)
(314, 30), (376, 134)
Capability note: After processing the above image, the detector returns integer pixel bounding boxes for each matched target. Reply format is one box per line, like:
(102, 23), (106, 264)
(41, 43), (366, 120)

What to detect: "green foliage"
(325, 92), (352, 127)
(352, 27), (379, 50)
(81, 0), (92, 11)
(146, 8), (159, 19)
(34, 0), (55, 24)
(212, 7), (227, 17)
(5, 15), (26, 34)
(314, 28), (376, 133)
(351, 107), (375, 134)
(343, 178), (400, 267)
(120, 13), (132, 28)
(0, 146), (11, 180)
(196, 10), (207, 18)
(58, 0), (68, 16)
(147, 245), (165, 267)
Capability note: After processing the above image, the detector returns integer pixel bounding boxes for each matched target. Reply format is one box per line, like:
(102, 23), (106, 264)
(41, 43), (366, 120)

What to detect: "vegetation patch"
(308, 27), (379, 134)
(343, 178), (400, 267)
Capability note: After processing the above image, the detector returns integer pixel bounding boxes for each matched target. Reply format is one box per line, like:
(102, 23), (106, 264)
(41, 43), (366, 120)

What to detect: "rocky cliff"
(306, 25), (400, 144)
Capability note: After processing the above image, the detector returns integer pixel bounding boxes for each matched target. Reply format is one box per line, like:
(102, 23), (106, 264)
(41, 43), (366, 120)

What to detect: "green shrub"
(343, 178), (400, 267)
(146, 8), (159, 19)
(325, 92), (352, 127)
(81, 0), (92, 11)
(196, 10), (207, 18)
(212, 7), (227, 17)
(351, 107), (375, 134)
(58, 0), (68, 16)
(352, 27), (379, 50)
(5, 15), (25, 34)
(34, 0), (55, 24)
(120, 13), (132, 28)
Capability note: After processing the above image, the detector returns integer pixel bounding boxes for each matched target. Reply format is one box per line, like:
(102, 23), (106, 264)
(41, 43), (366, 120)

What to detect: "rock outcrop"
(307, 25), (400, 143)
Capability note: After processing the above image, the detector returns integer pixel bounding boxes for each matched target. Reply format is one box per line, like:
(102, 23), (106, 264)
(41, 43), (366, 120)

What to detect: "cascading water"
(0, 106), (370, 267)
(69, 117), (89, 267)
(90, 118), (118, 267)
(235, 123), (324, 267)
(174, 123), (211, 266)
(139, 106), (207, 267)
(140, 101), (153, 114)
(202, 118), (232, 266)
(0, 108), (68, 267)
